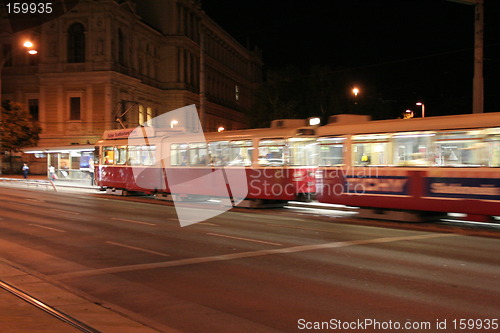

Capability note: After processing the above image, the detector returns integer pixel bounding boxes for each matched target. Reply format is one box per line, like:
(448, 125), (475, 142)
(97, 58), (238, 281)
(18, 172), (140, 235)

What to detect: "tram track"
(0, 279), (100, 333)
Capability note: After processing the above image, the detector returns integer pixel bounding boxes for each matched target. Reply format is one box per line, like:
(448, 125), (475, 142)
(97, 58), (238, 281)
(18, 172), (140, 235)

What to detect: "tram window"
(141, 145), (156, 166)
(102, 146), (114, 164)
(127, 146), (141, 165)
(258, 139), (286, 166)
(228, 140), (253, 166)
(289, 138), (318, 166)
(171, 143), (189, 166)
(189, 143), (208, 166)
(392, 132), (434, 166)
(435, 131), (484, 167)
(352, 134), (389, 166)
(484, 133), (500, 167)
(209, 141), (230, 166)
(318, 137), (345, 166)
(114, 146), (127, 165)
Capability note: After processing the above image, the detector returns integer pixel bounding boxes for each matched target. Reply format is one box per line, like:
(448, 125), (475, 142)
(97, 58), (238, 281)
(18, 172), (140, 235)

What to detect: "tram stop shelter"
(23, 145), (95, 183)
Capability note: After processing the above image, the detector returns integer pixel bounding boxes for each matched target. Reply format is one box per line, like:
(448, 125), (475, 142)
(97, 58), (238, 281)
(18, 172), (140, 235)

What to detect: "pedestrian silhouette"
(22, 163), (29, 179)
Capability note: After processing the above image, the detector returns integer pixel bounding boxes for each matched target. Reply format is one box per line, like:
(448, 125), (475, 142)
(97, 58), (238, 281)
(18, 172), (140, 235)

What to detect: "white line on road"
(197, 222), (219, 226)
(207, 233), (283, 246)
(53, 232), (460, 280)
(26, 198), (44, 203)
(111, 217), (156, 226)
(265, 223), (340, 234)
(106, 241), (170, 257)
(29, 224), (66, 233)
(50, 209), (80, 215)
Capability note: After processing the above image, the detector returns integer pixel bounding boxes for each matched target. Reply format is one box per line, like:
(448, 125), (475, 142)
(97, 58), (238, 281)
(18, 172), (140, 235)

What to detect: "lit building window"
(138, 105), (145, 125)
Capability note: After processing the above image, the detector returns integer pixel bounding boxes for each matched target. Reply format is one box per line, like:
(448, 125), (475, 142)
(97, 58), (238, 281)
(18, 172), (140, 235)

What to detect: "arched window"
(67, 23), (85, 63)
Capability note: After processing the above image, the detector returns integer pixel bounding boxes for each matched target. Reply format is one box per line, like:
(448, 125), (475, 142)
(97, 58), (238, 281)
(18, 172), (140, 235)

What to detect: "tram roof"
(316, 112), (500, 136)
(99, 126), (316, 143)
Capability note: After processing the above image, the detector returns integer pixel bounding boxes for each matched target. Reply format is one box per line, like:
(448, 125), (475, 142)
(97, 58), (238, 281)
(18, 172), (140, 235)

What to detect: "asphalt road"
(0, 187), (498, 332)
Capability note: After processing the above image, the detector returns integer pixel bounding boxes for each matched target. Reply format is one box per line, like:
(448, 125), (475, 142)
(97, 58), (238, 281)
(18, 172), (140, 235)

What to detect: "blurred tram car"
(315, 113), (500, 222)
(94, 120), (317, 207)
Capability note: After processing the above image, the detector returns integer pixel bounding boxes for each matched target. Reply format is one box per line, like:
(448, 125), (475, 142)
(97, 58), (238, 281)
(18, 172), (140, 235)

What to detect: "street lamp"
(217, 126), (225, 132)
(170, 120), (178, 128)
(352, 87), (359, 97)
(0, 40), (37, 175)
(416, 102), (425, 118)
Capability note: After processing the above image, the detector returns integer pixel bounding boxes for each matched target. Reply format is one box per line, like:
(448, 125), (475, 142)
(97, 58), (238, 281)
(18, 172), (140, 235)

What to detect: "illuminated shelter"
(23, 145), (95, 181)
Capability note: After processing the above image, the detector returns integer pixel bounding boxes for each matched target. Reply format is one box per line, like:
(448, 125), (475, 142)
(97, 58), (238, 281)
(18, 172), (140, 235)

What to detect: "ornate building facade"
(1, 0), (262, 148)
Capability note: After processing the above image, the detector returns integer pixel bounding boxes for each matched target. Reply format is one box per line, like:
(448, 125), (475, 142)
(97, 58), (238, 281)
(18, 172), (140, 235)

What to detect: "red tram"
(315, 113), (500, 221)
(94, 120), (317, 207)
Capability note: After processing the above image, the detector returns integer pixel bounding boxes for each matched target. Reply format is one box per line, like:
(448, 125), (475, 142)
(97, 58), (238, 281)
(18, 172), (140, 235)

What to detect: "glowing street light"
(170, 120), (178, 128)
(217, 126), (225, 132)
(416, 102), (425, 118)
(308, 117), (321, 126)
(352, 87), (360, 97)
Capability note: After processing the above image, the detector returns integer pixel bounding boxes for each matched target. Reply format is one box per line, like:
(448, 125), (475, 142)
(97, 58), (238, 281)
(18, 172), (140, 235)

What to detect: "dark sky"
(202, 0), (500, 116)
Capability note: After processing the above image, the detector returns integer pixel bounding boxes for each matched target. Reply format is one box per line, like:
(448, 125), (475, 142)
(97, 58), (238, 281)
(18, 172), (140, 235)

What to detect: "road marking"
(266, 223), (340, 234)
(106, 241), (170, 257)
(53, 232), (460, 280)
(197, 222), (219, 226)
(29, 224), (66, 233)
(26, 198), (44, 203)
(207, 233), (282, 246)
(50, 209), (80, 215)
(111, 217), (156, 226)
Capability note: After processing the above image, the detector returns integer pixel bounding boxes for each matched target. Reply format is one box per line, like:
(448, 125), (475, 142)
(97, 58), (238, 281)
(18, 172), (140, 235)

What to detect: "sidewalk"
(0, 286), (81, 333)
(0, 174), (98, 191)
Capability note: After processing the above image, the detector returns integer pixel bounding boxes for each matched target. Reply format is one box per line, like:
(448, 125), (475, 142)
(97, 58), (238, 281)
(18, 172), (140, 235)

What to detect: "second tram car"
(315, 113), (500, 221)
(94, 121), (317, 207)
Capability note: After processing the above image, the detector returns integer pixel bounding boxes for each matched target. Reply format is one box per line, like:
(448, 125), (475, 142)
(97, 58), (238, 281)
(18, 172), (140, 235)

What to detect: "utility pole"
(448, 0), (484, 114)
(472, 0), (484, 114)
